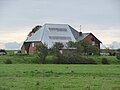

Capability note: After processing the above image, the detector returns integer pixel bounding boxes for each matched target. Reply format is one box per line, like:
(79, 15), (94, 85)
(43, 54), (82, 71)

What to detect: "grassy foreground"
(0, 64), (120, 90)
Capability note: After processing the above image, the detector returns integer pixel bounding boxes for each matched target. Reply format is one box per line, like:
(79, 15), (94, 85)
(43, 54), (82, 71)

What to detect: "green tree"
(49, 42), (64, 63)
(67, 41), (84, 55)
(67, 41), (75, 48)
(36, 44), (48, 64)
(75, 41), (84, 55)
(79, 40), (90, 54)
(116, 48), (120, 61)
(50, 42), (64, 56)
(53, 42), (64, 50)
(86, 45), (99, 55)
(68, 40), (99, 55)
(117, 49), (120, 52)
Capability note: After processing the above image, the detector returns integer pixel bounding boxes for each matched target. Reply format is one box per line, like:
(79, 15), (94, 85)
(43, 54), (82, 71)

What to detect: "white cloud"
(4, 42), (22, 50)
(109, 41), (120, 49)
(0, 41), (22, 50)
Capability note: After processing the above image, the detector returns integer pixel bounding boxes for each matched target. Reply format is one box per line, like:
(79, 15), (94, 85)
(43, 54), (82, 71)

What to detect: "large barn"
(21, 24), (101, 54)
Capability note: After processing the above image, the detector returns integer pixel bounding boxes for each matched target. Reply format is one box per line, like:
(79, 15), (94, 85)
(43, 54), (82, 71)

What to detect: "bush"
(24, 56), (40, 64)
(116, 53), (120, 60)
(45, 55), (57, 64)
(80, 58), (96, 64)
(18, 50), (21, 53)
(4, 58), (12, 64)
(116, 53), (120, 64)
(61, 55), (77, 64)
(55, 55), (96, 64)
(101, 58), (109, 64)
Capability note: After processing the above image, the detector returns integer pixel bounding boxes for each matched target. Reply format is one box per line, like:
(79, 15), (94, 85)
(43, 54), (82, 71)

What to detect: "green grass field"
(0, 64), (120, 90)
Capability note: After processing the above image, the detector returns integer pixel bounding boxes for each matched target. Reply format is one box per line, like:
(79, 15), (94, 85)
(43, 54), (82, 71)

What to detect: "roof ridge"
(44, 23), (69, 26)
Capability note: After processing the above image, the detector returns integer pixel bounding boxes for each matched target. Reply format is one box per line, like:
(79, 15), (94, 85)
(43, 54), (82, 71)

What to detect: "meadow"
(0, 64), (120, 90)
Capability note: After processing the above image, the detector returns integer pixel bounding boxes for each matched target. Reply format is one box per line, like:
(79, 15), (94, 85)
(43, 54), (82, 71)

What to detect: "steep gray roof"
(77, 33), (90, 41)
(69, 25), (90, 41)
(25, 24), (76, 48)
(25, 24), (92, 47)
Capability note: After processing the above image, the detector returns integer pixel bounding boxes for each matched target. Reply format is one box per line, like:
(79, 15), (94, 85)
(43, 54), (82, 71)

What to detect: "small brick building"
(21, 24), (101, 54)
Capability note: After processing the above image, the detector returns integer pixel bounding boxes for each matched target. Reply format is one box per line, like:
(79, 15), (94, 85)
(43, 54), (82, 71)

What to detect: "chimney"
(79, 31), (82, 36)
(79, 25), (82, 36)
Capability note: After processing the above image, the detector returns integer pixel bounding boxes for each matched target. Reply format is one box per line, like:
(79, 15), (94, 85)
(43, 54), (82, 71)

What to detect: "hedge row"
(2, 55), (118, 64)
(44, 55), (97, 64)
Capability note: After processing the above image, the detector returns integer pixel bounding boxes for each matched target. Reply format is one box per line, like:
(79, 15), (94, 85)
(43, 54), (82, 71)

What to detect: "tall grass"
(0, 64), (120, 90)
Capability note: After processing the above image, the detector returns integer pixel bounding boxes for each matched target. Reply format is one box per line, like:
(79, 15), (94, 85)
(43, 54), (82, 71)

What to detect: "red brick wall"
(21, 44), (26, 54)
(29, 43), (35, 54)
(21, 41), (41, 54)
(84, 33), (100, 49)
(29, 42), (41, 54)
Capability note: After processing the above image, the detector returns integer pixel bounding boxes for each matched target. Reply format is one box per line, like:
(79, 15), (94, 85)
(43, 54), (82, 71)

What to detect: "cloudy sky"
(0, 0), (120, 49)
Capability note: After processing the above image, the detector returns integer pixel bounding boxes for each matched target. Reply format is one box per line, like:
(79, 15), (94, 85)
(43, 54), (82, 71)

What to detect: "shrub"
(101, 58), (109, 64)
(4, 58), (12, 64)
(56, 55), (96, 64)
(45, 55), (57, 64)
(116, 53), (120, 64)
(24, 56), (40, 64)
(80, 58), (96, 64)
(55, 54), (64, 64)
(36, 44), (48, 64)
(18, 50), (21, 53)
(62, 55), (76, 64)
(116, 53), (120, 60)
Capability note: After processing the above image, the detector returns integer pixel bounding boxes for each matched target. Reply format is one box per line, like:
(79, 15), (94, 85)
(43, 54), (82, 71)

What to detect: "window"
(49, 28), (67, 32)
(25, 50), (27, 54)
(60, 50), (63, 54)
(92, 41), (95, 45)
(32, 43), (35, 47)
(49, 36), (72, 40)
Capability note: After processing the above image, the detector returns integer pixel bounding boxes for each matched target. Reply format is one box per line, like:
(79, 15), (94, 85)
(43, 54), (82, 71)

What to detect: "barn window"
(25, 50), (27, 54)
(49, 28), (67, 32)
(92, 41), (95, 45)
(49, 36), (72, 40)
(32, 43), (35, 47)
